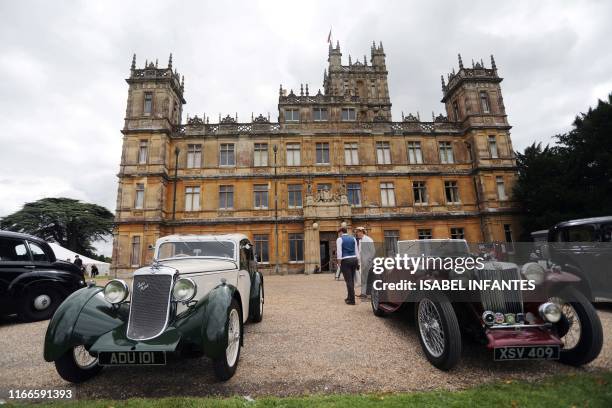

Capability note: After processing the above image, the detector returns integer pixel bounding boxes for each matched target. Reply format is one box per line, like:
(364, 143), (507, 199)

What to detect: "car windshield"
(157, 241), (235, 260)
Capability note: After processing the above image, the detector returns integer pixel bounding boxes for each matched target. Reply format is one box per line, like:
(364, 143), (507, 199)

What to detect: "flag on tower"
(327, 28), (332, 44)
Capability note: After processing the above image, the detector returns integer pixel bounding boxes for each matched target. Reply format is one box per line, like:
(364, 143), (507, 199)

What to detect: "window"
(496, 176), (507, 200)
(480, 91), (490, 113)
(254, 235), (269, 263)
(187, 144), (202, 168)
(488, 136), (498, 158)
(253, 184), (269, 209)
(444, 181), (460, 203)
(344, 142), (359, 165)
(380, 182), (396, 207)
(219, 185), (234, 209)
(418, 229), (433, 240)
(285, 108), (299, 122)
(134, 183), (145, 209)
(138, 140), (148, 164)
(376, 141), (391, 164)
(413, 181), (427, 204)
(184, 186), (200, 211)
(316, 142), (330, 164)
(286, 143), (301, 166)
(347, 183), (361, 206)
(143, 92), (153, 114)
(407, 142), (423, 164)
(254, 143), (268, 167)
(341, 108), (356, 121)
(0, 239), (29, 262)
(452, 101), (460, 121)
(503, 224), (513, 243)
(313, 107), (328, 121)
(288, 184), (302, 208)
(220, 143), (235, 166)
(450, 228), (465, 239)
(288, 233), (304, 262)
(565, 225), (595, 242)
(131, 236), (141, 266)
(27, 242), (49, 262)
(439, 141), (454, 164)
(384, 230), (399, 257)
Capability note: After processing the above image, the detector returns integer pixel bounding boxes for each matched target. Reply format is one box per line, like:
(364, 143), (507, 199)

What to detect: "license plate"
(494, 345), (560, 361)
(98, 351), (166, 366)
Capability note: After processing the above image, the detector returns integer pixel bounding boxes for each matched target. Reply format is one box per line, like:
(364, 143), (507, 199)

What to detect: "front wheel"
(553, 288), (603, 366)
(54, 346), (102, 383)
(212, 299), (242, 381)
(415, 295), (461, 370)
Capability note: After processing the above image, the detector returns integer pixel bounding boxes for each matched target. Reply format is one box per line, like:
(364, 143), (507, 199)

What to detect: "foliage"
(20, 372), (612, 407)
(515, 93), (612, 238)
(0, 197), (113, 258)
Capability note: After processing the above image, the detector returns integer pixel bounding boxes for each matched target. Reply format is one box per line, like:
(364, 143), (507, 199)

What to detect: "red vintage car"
(370, 239), (603, 370)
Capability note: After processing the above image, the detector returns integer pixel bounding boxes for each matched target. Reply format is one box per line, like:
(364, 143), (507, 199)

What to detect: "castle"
(111, 41), (519, 276)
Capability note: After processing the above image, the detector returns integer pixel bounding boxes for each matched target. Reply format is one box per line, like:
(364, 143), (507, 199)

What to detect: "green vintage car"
(43, 234), (264, 383)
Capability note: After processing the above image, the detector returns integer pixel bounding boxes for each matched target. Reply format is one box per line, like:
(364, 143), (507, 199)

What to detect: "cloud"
(1, 0), (612, 257)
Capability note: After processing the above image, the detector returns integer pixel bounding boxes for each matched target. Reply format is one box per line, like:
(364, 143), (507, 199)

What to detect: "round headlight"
(521, 262), (545, 285)
(482, 310), (496, 326)
(539, 302), (562, 323)
(103, 279), (129, 304)
(172, 278), (197, 303)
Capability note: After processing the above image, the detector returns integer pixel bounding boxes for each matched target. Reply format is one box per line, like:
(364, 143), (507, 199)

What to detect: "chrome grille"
(476, 267), (524, 314)
(127, 274), (173, 340)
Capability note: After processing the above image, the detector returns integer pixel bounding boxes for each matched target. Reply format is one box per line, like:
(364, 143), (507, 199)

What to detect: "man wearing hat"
(355, 227), (375, 298)
(336, 226), (359, 305)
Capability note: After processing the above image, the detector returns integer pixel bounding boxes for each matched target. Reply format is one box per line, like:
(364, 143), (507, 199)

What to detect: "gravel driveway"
(1, 274), (611, 400)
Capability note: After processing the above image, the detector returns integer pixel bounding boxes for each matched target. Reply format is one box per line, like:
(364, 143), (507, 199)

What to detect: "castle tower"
(441, 54), (517, 241)
(113, 54), (186, 273)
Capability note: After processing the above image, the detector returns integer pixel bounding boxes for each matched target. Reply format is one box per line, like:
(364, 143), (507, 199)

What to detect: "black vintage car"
(0, 231), (86, 321)
(547, 216), (612, 302)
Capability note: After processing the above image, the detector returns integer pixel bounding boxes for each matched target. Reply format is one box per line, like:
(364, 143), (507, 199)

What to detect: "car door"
(596, 223), (612, 300)
(238, 240), (252, 320)
(0, 237), (33, 310)
(26, 240), (54, 274)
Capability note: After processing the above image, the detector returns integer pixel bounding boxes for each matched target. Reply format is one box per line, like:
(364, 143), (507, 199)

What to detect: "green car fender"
(174, 282), (239, 359)
(43, 286), (128, 362)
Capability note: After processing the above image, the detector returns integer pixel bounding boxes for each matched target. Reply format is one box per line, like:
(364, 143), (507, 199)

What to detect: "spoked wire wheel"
(417, 298), (445, 358)
(73, 345), (98, 369)
(226, 308), (241, 367)
(550, 296), (582, 350)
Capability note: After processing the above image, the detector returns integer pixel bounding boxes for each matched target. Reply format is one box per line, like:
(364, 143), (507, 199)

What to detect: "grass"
(7, 371), (612, 407)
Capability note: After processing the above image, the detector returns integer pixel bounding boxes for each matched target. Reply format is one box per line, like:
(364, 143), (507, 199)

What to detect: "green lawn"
(8, 371), (612, 407)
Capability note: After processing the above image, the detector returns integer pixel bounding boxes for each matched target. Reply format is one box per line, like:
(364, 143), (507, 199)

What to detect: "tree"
(0, 197), (114, 257)
(514, 93), (612, 239)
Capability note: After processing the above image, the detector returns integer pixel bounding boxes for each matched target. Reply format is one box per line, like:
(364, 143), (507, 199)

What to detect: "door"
(0, 237), (32, 311)
(320, 241), (329, 271)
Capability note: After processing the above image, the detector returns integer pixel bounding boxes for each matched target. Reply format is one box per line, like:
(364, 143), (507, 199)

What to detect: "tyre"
(19, 286), (62, 322)
(55, 346), (102, 383)
(250, 282), (264, 323)
(212, 299), (242, 381)
(553, 288), (603, 366)
(415, 294), (461, 370)
(371, 287), (387, 317)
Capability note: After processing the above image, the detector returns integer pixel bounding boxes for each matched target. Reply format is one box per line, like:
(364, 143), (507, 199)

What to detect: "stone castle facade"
(111, 41), (520, 276)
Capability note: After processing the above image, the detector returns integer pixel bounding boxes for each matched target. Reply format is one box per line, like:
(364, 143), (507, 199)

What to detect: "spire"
(328, 41), (333, 53)
(458, 53), (464, 70)
(336, 40), (339, 50)
(155, 58), (158, 68)
(372, 40), (376, 49)
(490, 54), (497, 70)
(379, 41), (384, 51)
(168, 53), (173, 69)
(279, 84), (283, 96)
(300, 83), (304, 96)
(131, 54), (136, 70)
(441, 75), (446, 91)
(305, 83), (309, 96)
(363, 55), (367, 65)
(348, 54), (352, 65)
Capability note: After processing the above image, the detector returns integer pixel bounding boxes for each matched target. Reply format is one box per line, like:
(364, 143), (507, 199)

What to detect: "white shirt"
(336, 234), (359, 260)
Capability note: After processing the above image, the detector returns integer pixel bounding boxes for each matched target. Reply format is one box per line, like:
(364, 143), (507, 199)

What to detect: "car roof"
(156, 233), (249, 244)
(0, 230), (48, 244)
(553, 216), (612, 228)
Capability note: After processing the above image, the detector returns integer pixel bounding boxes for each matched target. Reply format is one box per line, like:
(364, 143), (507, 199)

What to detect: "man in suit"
(336, 226), (359, 305)
(355, 227), (376, 298)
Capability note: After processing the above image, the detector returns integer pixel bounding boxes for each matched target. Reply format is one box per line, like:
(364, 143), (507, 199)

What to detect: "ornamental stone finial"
(458, 53), (464, 69)
(168, 53), (173, 69)
(131, 53), (136, 70)
(491, 54), (497, 70)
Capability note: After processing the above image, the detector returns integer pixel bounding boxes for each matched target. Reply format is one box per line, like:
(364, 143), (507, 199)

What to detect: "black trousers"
(340, 257), (358, 302)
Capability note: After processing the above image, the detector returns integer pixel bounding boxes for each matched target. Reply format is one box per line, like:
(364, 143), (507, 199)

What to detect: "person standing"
(336, 226), (359, 305)
(91, 264), (99, 278)
(73, 255), (83, 272)
(355, 227), (375, 297)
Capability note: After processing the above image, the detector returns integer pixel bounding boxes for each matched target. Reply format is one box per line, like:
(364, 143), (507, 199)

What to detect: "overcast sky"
(1, 1), (611, 255)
